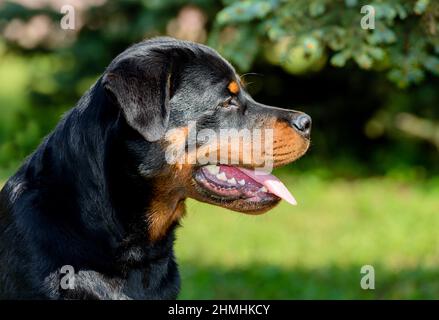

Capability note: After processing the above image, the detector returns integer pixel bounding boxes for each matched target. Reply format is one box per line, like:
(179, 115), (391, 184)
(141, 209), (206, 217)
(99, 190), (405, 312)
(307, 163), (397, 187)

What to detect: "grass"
(175, 173), (439, 299)
(1, 173), (438, 299)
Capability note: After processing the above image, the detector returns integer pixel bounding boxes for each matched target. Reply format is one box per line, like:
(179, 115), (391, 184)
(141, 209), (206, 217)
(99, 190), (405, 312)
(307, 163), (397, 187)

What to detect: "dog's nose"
(291, 113), (312, 138)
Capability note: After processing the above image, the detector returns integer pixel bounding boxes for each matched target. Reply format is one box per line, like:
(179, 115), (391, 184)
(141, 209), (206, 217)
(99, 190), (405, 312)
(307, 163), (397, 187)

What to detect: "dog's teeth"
(238, 179), (246, 186)
(216, 172), (227, 181)
(259, 186), (268, 192)
(206, 165), (220, 175)
(228, 177), (237, 185)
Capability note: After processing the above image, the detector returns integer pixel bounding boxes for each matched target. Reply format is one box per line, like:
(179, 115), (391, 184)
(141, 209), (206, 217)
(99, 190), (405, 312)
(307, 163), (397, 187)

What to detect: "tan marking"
(227, 80), (240, 95)
(272, 119), (309, 166)
(148, 193), (186, 242)
(147, 166), (193, 241)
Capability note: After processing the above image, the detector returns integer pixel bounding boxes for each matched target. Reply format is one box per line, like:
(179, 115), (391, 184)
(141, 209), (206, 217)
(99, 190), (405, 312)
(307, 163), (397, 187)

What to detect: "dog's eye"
(221, 97), (239, 109)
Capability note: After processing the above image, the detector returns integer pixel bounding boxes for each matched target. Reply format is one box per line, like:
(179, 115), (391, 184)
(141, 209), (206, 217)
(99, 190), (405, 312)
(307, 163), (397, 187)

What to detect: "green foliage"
(0, 0), (438, 174)
(0, 53), (67, 171)
(217, 0), (275, 24)
(212, 0), (439, 87)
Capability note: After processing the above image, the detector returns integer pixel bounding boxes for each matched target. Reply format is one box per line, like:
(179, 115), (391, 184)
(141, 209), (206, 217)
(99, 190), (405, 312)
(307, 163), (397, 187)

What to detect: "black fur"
(0, 37), (310, 299)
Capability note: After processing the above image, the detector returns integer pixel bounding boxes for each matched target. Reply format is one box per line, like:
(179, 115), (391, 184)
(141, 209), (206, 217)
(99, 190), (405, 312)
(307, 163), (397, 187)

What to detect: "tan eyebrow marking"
(227, 80), (240, 95)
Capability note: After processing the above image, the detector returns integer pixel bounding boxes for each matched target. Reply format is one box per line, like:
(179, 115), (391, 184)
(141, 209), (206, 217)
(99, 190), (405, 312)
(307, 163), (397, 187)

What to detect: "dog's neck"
(13, 80), (183, 298)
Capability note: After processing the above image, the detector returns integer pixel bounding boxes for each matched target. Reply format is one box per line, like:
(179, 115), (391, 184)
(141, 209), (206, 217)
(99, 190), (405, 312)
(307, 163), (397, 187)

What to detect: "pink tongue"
(238, 168), (297, 205)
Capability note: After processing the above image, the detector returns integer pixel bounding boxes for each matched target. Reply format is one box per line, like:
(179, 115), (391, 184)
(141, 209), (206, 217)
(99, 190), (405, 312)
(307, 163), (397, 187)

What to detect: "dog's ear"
(102, 53), (173, 142)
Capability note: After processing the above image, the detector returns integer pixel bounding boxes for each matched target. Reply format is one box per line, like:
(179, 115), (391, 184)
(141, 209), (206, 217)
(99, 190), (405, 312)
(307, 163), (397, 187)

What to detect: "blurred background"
(0, 0), (438, 298)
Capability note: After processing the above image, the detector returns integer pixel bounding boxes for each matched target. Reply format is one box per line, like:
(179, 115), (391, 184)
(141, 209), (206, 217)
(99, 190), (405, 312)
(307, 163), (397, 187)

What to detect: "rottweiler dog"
(0, 37), (311, 299)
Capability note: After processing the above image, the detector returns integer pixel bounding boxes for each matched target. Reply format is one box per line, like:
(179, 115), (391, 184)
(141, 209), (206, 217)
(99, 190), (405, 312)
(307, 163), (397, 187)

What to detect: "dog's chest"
(53, 257), (180, 300)
(120, 263), (180, 299)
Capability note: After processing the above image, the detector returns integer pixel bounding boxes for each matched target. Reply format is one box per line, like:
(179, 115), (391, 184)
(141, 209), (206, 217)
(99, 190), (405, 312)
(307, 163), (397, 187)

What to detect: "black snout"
(291, 113), (312, 138)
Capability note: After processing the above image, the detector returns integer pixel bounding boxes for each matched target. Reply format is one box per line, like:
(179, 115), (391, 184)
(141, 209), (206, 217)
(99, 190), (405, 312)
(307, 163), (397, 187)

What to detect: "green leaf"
(367, 47), (385, 60)
(209, 25), (260, 71)
(367, 25), (397, 45)
(414, 0), (430, 15)
(326, 27), (347, 51)
(388, 68), (408, 88)
(344, 0), (358, 8)
(424, 56), (439, 75)
(331, 51), (350, 67)
(355, 53), (373, 69)
(309, 1), (326, 17)
(217, 0), (276, 25)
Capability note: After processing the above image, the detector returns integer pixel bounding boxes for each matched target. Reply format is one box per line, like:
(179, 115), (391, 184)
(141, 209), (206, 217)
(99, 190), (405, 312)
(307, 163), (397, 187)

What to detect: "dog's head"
(102, 37), (311, 236)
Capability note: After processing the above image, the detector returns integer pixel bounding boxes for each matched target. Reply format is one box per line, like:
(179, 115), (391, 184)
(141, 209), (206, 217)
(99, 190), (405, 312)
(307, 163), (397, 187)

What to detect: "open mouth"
(192, 164), (297, 210)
